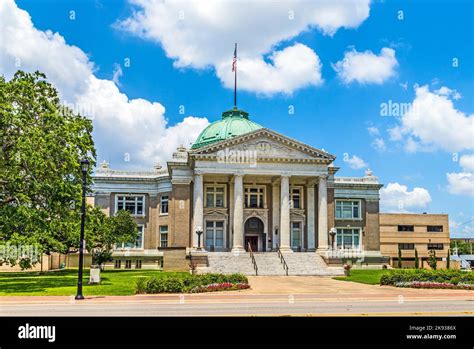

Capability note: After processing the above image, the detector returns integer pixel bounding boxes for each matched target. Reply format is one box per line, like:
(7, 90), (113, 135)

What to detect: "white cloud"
(371, 137), (386, 152)
(380, 182), (432, 212)
(216, 43), (323, 95)
(344, 154), (367, 169)
(117, 0), (371, 94)
(0, 0), (209, 168)
(459, 154), (474, 172)
(332, 47), (398, 84)
(446, 172), (474, 197)
(367, 126), (380, 137)
(389, 85), (474, 152)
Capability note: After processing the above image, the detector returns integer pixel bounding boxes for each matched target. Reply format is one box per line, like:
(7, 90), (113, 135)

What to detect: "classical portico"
(188, 111), (336, 255)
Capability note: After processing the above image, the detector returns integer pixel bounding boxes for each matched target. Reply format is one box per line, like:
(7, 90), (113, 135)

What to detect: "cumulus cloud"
(344, 154), (368, 169)
(446, 172), (474, 197)
(0, 0), (208, 168)
(332, 47), (398, 84)
(116, 0), (371, 94)
(446, 154), (474, 197)
(389, 85), (474, 152)
(380, 182), (432, 212)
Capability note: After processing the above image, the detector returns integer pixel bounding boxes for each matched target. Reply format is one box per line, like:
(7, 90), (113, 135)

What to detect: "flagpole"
(234, 43), (237, 108)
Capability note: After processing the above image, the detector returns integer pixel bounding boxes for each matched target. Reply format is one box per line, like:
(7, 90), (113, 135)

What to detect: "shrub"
(380, 269), (474, 287)
(135, 277), (147, 294)
(428, 250), (437, 270)
(136, 273), (249, 294)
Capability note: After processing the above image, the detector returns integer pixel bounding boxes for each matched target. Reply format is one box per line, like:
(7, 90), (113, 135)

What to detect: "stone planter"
(89, 265), (101, 284)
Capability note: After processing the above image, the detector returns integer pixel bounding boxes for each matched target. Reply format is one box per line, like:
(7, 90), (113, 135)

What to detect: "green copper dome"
(191, 108), (263, 149)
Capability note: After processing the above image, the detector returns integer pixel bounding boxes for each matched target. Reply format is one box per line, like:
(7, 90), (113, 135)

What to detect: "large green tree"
(0, 71), (95, 265)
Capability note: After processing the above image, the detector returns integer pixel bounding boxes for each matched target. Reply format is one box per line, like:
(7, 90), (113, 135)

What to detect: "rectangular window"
(427, 243), (444, 250)
(291, 222), (302, 248)
(205, 221), (225, 249)
(125, 260), (132, 269)
(116, 195), (144, 216)
(291, 188), (301, 209)
(335, 200), (360, 219)
(398, 225), (414, 232)
(114, 260), (121, 269)
(398, 243), (415, 250)
(135, 260), (142, 269)
(160, 195), (169, 214)
(245, 187), (265, 208)
(116, 225), (144, 250)
(427, 225), (443, 232)
(160, 226), (168, 247)
(205, 186), (225, 208)
(336, 228), (360, 249)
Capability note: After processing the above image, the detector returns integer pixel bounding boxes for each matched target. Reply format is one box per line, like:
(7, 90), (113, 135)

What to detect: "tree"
(414, 249), (419, 269)
(0, 71), (95, 268)
(397, 248), (402, 268)
(428, 250), (437, 270)
(85, 209), (138, 269)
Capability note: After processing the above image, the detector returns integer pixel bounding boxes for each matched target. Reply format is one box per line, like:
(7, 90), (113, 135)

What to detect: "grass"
(333, 269), (390, 285)
(0, 269), (188, 296)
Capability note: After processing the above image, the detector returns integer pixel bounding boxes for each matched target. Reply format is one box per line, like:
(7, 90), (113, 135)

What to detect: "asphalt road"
(1, 296), (473, 316)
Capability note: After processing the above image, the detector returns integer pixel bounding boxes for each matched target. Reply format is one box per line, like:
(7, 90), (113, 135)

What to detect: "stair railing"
(276, 243), (289, 276)
(247, 242), (258, 276)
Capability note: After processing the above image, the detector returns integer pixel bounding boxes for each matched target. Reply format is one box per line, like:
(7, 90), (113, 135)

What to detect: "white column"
(228, 182), (234, 250)
(231, 173), (245, 253)
(307, 181), (316, 251)
(279, 175), (292, 253)
(272, 183), (280, 250)
(317, 176), (329, 254)
(192, 173), (204, 250)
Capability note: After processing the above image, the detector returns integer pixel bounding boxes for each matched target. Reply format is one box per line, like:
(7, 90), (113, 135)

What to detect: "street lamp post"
(196, 226), (203, 251)
(75, 157), (90, 300)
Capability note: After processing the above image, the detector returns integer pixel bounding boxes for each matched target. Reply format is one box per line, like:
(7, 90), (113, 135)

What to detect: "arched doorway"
(244, 217), (264, 252)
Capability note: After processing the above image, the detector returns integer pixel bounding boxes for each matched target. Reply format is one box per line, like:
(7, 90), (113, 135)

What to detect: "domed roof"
(191, 108), (263, 149)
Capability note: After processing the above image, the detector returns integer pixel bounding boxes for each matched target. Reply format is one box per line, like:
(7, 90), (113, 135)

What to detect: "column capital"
(280, 172), (292, 179)
(319, 174), (328, 182)
(233, 171), (245, 178)
(194, 169), (205, 176)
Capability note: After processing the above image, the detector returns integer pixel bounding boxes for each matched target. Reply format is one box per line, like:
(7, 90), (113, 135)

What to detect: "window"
(398, 243), (415, 250)
(335, 200), (360, 219)
(116, 225), (144, 249)
(291, 222), (302, 248)
(290, 187), (302, 209)
(125, 260), (132, 269)
(135, 260), (142, 269)
(205, 221), (224, 249)
(160, 226), (168, 247)
(114, 260), (121, 269)
(427, 225), (443, 232)
(336, 228), (360, 249)
(428, 243), (444, 250)
(245, 187), (265, 208)
(160, 195), (169, 214)
(205, 186), (225, 208)
(398, 225), (414, 232)
(116, 195), (144, 216)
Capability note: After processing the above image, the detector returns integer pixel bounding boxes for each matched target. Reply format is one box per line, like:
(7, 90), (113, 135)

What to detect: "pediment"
(190, 128), (335, 163)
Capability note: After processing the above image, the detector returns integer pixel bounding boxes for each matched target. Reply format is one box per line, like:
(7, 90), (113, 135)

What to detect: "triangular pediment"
(189, 128), (335, 163)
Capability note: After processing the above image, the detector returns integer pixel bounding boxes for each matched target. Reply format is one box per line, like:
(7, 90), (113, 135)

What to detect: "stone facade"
(92, 127), (386, 269)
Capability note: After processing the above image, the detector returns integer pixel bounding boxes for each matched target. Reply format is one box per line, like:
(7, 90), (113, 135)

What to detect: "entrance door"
(245, 236), (258, 252)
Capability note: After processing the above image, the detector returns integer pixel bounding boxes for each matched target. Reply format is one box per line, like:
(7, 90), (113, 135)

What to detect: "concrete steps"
(282, 252), (344, 276)
(206, 251), (344, 276)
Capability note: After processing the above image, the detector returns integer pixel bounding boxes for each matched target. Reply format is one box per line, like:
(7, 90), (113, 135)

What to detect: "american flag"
(232, 44), (237, 72)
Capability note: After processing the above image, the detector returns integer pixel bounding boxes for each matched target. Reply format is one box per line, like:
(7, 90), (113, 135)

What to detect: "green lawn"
(0, 269), (188, 296)
(333, 269), (390, 285)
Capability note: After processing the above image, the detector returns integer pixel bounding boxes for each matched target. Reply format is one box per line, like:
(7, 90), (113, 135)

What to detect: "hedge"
(135, 273), (249, 294)
(380, 269), (474, 287)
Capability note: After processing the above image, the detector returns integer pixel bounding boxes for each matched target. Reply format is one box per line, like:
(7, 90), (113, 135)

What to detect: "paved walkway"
(0, 277), (472, 316)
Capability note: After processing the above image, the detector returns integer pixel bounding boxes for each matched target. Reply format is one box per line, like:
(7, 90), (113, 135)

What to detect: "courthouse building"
(92, 107), (387, 273)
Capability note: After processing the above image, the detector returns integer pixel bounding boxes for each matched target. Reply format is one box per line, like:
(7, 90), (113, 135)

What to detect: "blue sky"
(2, 0), (473, 236)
